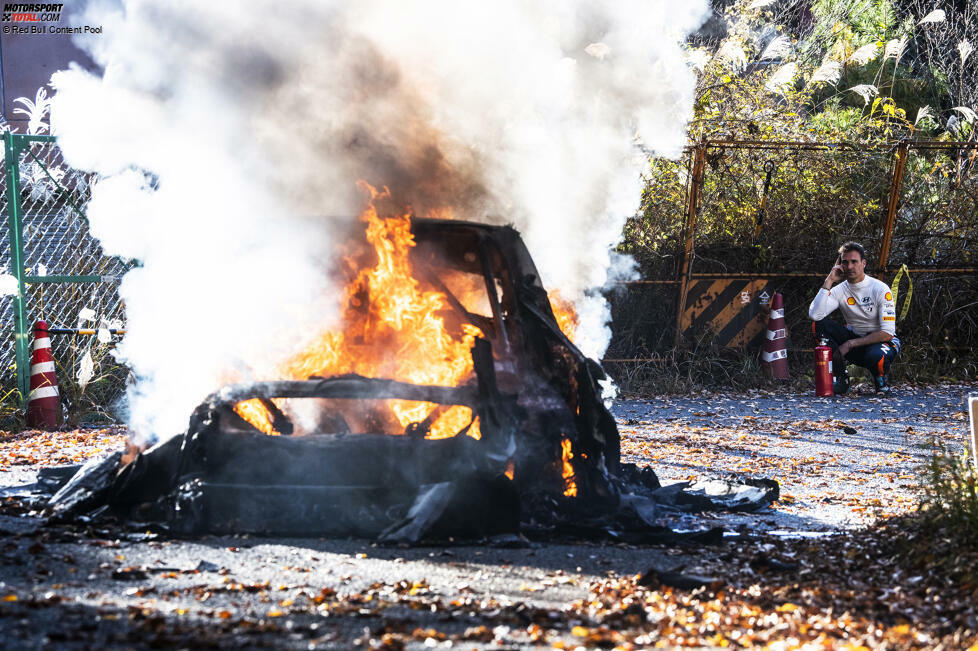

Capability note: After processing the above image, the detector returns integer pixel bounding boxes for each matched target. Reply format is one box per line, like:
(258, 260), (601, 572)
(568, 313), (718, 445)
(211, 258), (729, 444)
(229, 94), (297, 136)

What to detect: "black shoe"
(833, 373), (850, 395)
(874, 374), (891, 396)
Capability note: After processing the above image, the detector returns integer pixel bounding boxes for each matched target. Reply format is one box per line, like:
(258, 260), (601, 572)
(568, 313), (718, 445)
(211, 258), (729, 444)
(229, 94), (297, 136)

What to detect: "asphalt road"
(0, 383), (973, 648)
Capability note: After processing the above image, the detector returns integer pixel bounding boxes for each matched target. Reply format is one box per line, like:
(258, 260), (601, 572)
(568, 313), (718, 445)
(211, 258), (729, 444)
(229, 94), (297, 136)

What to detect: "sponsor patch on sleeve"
(882, 316), (895, 322)
(884, 291), (893, 301)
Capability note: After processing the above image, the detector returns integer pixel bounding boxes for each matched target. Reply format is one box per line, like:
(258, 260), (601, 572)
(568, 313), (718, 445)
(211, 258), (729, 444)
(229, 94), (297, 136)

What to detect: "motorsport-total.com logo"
(2, 3), (103, 34)
(2, 3), (63, 22)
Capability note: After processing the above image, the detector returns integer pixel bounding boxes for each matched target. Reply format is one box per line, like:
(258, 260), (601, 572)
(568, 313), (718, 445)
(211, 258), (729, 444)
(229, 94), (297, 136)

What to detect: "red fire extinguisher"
(814, 338), (834, 397)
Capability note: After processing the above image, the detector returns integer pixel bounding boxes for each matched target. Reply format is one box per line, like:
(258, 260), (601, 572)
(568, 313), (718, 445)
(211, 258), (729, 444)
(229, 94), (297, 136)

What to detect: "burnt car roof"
(41, 220), (783, 544)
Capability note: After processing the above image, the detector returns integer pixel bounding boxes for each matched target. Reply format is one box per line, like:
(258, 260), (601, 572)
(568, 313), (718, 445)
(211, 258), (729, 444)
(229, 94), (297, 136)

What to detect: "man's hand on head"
(824, 260), (844, 289)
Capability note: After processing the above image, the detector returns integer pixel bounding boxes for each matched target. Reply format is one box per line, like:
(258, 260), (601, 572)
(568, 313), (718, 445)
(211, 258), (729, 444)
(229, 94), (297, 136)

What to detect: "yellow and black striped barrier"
(46, 327), (126, 336)
(679, 278), (777, 348)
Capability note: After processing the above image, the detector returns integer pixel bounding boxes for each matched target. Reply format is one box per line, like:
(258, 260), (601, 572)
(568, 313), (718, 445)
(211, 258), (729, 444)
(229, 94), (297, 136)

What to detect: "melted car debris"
(44, 221), (777, 541)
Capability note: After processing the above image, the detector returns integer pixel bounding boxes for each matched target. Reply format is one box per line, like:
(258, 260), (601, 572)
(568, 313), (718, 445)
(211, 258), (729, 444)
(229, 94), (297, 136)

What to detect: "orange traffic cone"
(761, 293), (789, 379)
(25, 320), (61, 429)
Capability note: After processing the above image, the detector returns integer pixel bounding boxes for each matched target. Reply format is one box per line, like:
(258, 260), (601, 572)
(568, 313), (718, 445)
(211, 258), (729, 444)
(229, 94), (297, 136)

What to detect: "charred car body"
(48, 220), (775, 542)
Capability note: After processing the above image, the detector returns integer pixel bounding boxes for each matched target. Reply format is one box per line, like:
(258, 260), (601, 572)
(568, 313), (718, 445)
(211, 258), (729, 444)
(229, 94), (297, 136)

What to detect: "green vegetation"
(54, 337), (129, 428)
(682, 0), (974, 143)
(616, 0), (978, 386)
(919, 442), (978, 535)
(888, 439), (978, 594)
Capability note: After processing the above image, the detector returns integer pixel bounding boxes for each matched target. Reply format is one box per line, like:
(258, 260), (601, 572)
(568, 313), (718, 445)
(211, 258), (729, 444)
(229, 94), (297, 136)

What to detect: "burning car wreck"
(47, 216), (778, 543)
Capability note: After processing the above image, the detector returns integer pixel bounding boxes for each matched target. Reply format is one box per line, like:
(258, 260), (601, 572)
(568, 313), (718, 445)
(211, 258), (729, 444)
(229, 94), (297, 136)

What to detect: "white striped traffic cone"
(26, 320), (61, 429)
(761, 293), (789, 379)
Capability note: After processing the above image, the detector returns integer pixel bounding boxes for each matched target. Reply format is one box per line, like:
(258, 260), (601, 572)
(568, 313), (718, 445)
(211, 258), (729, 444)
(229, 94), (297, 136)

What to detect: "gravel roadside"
(615, 382), (976, 533)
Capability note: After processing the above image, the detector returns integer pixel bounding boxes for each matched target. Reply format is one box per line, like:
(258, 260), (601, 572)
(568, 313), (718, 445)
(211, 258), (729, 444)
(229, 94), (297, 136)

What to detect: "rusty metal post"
(878, 141), (909, 273)
(674, 142), (708, 347)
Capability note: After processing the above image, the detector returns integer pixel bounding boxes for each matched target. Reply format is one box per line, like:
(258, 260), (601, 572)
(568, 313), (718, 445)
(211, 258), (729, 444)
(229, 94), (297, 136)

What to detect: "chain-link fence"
(896, 144), (978, 268)
(3, 133), (976, 406)
(689, 143), (894, 273)
(2, 133), (129, 413)
(610, 139), (978, 383)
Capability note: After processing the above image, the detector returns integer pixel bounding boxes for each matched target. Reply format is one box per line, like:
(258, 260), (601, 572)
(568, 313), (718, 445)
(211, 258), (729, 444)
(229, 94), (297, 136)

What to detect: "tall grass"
(0, 387), (25, 432)
(606, 336), (976, 396)
(54, 337), (128, 427)
(608, 331), (809, 395)
(886, 439), (978, 589)
(918, 441), (978, 537)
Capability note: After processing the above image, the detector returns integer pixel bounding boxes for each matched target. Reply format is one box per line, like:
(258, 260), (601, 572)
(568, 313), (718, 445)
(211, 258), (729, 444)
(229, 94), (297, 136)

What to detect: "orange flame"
(561, 438), (577, 497)
(236, 183), (483, 440)
(548, 290), (578, 342)
(234, 399), (277, 435)
(504, 459), (515, 481)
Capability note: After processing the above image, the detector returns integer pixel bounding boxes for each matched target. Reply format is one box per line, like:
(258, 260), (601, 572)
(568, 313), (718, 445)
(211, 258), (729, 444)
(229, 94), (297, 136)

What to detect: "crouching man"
(808, 241), (900, 395)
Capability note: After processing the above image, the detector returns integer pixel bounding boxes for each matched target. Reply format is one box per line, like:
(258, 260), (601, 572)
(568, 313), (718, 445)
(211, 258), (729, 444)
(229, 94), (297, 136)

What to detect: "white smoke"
(52, 0), (707, 440)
